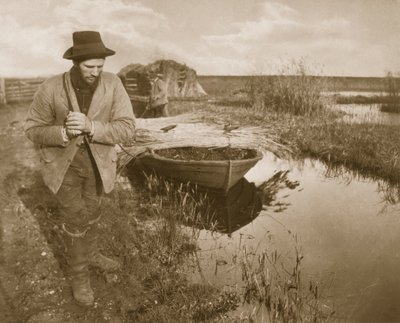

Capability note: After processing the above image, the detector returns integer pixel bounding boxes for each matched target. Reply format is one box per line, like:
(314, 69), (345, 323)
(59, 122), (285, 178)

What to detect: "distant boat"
(137, 146), (262, 192)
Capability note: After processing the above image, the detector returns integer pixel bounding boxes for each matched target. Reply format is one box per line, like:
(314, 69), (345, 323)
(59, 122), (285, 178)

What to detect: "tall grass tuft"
(141, 172), (218, 264)
(380, 71), (400, 113)
(246, 59), (327, 116)
(237, 239), (335, 322)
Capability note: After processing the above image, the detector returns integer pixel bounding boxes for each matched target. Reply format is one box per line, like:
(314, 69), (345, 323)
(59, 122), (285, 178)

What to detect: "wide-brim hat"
(63, 31), (115, 60)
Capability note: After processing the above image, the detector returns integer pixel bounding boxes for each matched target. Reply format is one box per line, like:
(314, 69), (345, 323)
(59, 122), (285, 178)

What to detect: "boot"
(65, 233), (94, 307)
(86, 224), (121, 272)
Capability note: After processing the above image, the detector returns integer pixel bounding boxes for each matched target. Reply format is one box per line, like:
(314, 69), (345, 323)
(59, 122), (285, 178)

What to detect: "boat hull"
(138, 148), (262, 191)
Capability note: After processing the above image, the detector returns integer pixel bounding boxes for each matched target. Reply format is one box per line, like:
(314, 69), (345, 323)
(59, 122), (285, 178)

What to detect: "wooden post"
(0, 78), (6, 106)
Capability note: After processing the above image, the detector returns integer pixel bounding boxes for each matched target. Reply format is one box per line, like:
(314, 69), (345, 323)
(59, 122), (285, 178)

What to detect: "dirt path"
(0, 104), (70, 322)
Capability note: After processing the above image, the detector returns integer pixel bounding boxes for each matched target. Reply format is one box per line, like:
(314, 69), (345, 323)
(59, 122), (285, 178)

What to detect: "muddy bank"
(0, 104), (71, 322)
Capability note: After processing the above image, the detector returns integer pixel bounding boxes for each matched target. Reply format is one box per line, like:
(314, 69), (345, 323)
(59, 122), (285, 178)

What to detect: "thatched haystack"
(118, 59), (207, 100)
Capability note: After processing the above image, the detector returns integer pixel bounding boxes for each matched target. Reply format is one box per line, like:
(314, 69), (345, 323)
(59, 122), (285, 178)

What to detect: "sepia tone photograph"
(0, 0), (400, 322)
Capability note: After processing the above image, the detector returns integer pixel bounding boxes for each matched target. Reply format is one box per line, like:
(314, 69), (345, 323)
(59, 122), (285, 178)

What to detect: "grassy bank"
(282, 120), (400, 184)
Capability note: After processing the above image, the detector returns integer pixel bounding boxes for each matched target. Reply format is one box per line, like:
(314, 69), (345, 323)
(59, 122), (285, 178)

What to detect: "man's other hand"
(65, 112), (92, 134)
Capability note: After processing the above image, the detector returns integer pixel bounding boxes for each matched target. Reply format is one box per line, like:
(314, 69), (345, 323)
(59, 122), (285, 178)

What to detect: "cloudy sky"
(1, 0), (399, 77)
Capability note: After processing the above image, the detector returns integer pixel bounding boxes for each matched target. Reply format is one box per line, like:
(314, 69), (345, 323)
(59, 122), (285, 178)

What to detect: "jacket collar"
(64, 70), (105, 118)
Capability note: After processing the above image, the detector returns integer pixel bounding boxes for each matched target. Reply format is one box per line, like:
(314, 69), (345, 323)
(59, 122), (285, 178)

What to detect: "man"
(146, 70), (169, 117)
(24, 31), (135, 307)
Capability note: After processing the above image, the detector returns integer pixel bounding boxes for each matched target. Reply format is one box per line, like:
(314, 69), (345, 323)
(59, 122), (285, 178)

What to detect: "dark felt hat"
(63, 31), (115, 60)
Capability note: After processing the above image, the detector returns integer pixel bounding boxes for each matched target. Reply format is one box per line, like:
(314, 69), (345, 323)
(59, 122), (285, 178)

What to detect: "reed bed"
(245, 60), (327, 116)
(380, 71), (400, 113)
(280, 119), (400, 185)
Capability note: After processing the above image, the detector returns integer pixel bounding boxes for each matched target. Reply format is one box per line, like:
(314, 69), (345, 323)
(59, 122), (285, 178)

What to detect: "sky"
(1, 0), (399, 77)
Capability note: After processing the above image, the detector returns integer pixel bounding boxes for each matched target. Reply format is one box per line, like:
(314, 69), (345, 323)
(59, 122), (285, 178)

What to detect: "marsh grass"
(280, 119), (400, 185)
(142, 171), (218, 235)
(236, 238), (335, 322)
(246, 60), (327, 116)
(380, 71), (400, 113)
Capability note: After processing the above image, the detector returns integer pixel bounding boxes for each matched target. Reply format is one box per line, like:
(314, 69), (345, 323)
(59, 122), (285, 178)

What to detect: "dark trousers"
(55, 145), (102, 235)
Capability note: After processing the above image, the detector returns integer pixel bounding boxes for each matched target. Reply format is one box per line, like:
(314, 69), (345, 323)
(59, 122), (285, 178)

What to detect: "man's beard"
(84, 75), (98, 85)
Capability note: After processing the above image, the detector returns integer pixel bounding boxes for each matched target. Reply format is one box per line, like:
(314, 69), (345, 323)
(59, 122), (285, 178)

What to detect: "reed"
(237, 238), (335, 322)
(246, 60), (327, 116)
(280, 119), (400, 185)
(142, 171), (217, 242)
(380, 71), (400, 113)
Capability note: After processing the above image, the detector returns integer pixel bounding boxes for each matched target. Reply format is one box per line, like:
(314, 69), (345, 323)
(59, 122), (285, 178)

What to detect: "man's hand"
(65, 127), (82, 139)
(65, 112), (92, 134)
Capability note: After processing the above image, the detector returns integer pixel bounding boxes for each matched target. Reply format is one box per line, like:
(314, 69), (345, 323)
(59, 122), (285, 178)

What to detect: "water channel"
(188, 104), (400, 322)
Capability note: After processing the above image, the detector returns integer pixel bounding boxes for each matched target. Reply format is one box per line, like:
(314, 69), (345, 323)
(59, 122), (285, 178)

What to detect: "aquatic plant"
(246, 59), (327, 116)
(237, 240), (335, 322)
(282, 119), (400, 185)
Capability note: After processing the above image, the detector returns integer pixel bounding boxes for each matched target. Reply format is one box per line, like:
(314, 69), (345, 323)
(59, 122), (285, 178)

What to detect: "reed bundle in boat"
(117, 113), (291, 173)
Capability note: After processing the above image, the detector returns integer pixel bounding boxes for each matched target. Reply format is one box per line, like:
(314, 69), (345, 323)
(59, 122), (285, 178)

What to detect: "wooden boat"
(137, 146), (263, 192)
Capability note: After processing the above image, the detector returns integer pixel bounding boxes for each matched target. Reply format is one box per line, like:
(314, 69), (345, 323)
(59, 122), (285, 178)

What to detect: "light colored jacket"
(149, 77), (168, 108)
(25, 71), (135, 194)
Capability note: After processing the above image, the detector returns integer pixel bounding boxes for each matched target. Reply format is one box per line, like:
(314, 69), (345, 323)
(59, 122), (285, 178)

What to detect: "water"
(323, 91), (383, 97)
(190, 150), (400, 322)
(332, 103), (400, 125)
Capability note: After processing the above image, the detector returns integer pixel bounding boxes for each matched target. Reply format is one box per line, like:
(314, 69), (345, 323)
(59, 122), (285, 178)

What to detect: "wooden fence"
(0, 77), (45, 105)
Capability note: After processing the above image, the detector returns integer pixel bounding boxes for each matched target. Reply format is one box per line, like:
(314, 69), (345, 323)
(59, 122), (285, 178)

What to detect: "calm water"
(323, 91), (383, 97)
(332, 103), (400, 125)
(189, 105), (400, 322)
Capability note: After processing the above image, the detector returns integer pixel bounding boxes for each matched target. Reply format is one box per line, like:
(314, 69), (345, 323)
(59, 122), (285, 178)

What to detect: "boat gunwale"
(140, 147), (263, 166)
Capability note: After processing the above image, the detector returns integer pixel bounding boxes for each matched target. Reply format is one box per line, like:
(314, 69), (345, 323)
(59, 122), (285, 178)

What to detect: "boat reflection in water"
(127, 158), (263, 235)
(127, 157), (300, 236)
(192, 170), (300, 234)
(193, 178), (262, 235)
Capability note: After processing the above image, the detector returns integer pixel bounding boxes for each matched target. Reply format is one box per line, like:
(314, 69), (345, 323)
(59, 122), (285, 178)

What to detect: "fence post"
(0, 78), (6, 106)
